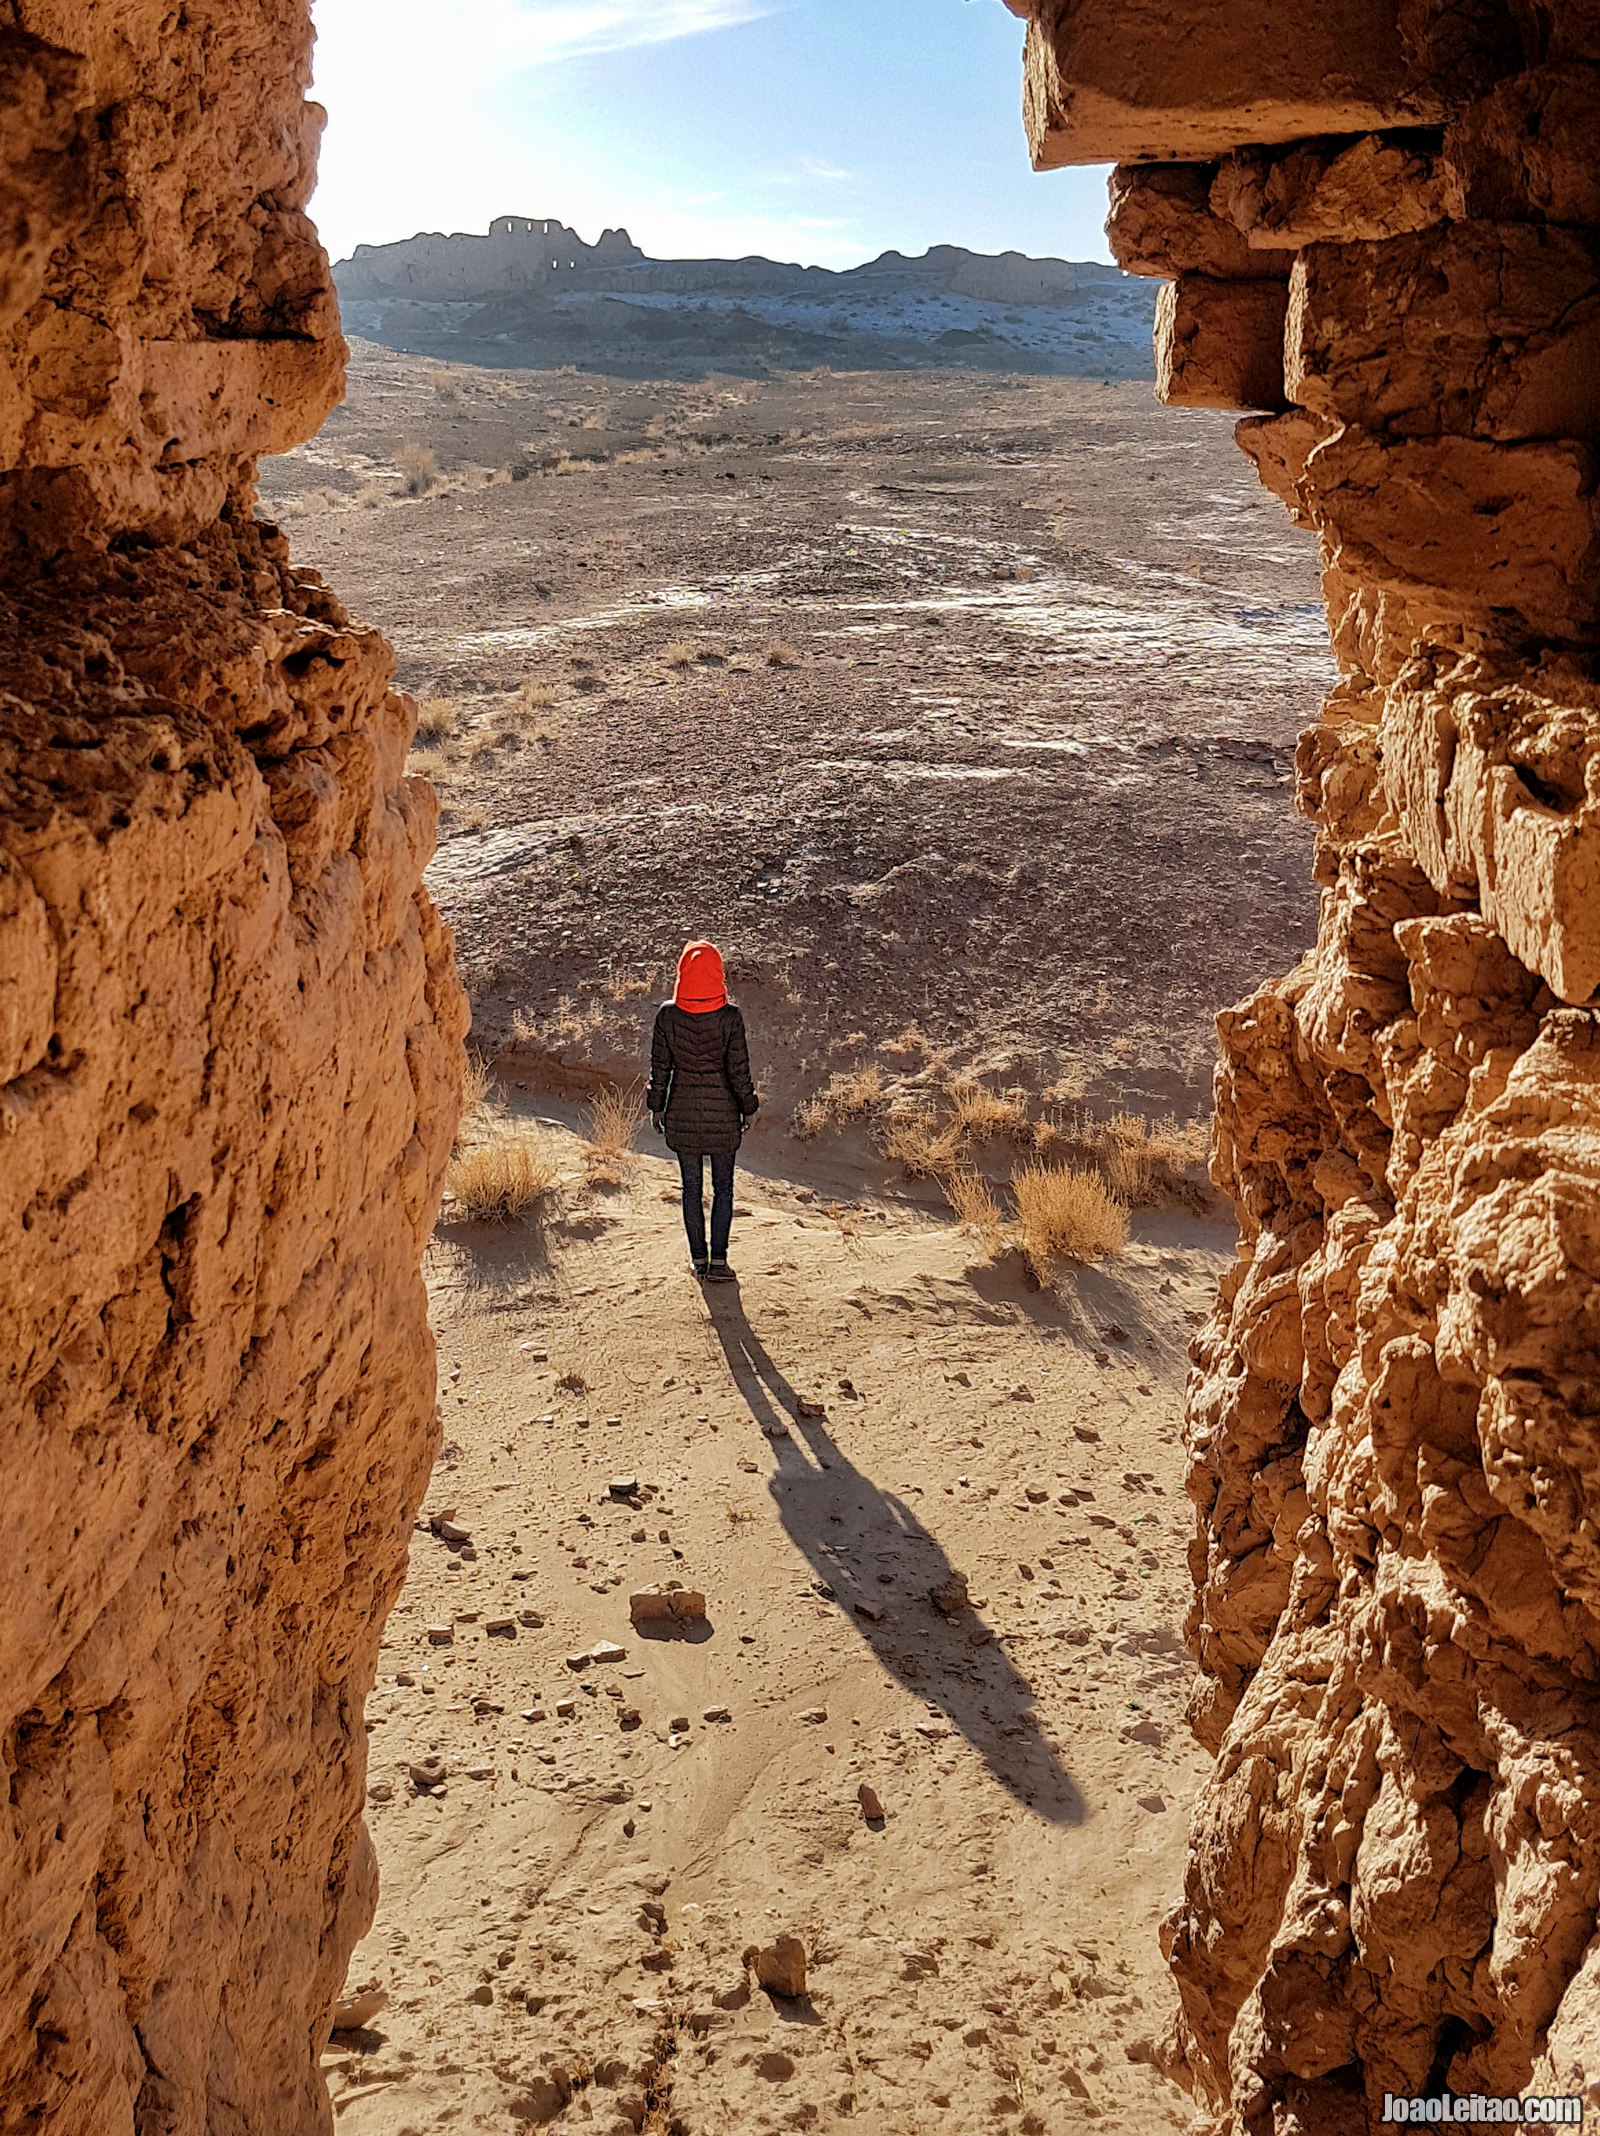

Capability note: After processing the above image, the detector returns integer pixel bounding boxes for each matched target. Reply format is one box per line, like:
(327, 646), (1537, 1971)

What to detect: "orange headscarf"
(674, 940), (728, 1013)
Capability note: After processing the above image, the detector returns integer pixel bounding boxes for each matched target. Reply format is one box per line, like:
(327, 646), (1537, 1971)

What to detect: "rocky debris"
(794, 1398), (827, 1419)
(854, 1601), (885, 1622)
(858, 1784), (885, 1822)
(629, 1584), (708, 1626)
(485, 1617), (516, 1638)
(747, 1935), (808, 2000)
(930, 1573), (970, 1617)
(329, 1984), (389, 2034)
(426, 1624), (454, 1645)
(609, 1476), (639, 1499)
(702, 1705), (732, 1723)
(435, 1518), (472, 1544)
(591, 1640), (627, 1663)
(799, 1708), (828, 1725)
(408, 1759), (447, 1792)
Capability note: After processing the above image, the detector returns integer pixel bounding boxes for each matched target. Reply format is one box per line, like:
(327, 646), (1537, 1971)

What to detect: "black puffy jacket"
(647, 1002), (759, 1156)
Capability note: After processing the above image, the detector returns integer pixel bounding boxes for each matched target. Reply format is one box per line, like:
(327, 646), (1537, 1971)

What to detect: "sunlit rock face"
(0, 6), (465, 2127)
(1015, 1), (1600, 2127)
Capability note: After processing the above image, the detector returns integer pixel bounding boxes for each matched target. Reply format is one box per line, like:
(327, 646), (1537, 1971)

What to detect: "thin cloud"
(316, 0), (773, 81)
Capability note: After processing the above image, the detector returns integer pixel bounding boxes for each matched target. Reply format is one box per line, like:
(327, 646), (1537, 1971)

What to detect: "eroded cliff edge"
(0, 7), (465, 2129)
(1012, 0), (1600, 2126)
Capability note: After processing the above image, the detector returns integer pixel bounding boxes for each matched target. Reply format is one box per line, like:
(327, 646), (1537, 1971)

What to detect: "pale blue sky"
(309, 0), (1114, 269)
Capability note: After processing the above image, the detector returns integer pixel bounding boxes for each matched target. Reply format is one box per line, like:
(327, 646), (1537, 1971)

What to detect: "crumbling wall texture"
(0, 6), (465, 2132)
(1016, 0), (1600, 2128)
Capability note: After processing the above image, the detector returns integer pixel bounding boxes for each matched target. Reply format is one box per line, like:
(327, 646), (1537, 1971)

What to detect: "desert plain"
(259, 340), (1333, 2135)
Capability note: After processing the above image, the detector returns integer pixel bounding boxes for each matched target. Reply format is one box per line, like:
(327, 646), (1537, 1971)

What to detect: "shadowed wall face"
(0, 5), (465, 2128)
(1013, 0), (1600, 2126)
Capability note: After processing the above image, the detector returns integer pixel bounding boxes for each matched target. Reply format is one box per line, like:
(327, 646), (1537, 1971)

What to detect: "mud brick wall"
(1007, 1), (1600, 2128)
(0, 7), (465, 2130)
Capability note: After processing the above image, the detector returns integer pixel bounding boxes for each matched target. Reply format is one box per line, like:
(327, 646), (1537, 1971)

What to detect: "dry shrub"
(356, 479), (390, 509)
(583, 1083), (645, 1184)
(406, 746), (450, 782)
(879, 1021), (931, 1062)
(447, 1130), (559, 1222)
(661, 641), (697, 670)
(461, 1049), (492, 1119)
(516, 679), (560, 712)
(427, 365), (459, 402)
(764, 639), (799, 668)
(414, 696), (462, 747)
(879, 1109), (964, 1180)
(946, 1077), (1028, 1141)
(791, 1065), (885, 1139)
(1011, 1163), (1129, 1277)
(397, 442), (441, 496)
(943, 1168), (1006, 1258)
(1034, 1107), (1208, 1210)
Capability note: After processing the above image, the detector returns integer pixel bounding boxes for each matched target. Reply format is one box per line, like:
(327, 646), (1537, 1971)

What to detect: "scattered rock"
(329, 1984), (389, 2033)
(565, 1650), (593, 1670)
(609, 1476), (639, 1498)
(930, 1573), (970, 1617)
(794, 1398), (826, 1420)
(854, 1601), (885, 1622)
(486, 1617), (516, 1638)
(1126, 1717), (1164, 1747)
(670, 1714), (690, 1732)
(517, 1609), (545, 1629)
(425, 1625), (453, 1645)
(703, 1705), (731, 1723)
(858, 1784), (884, 1821)
(799, 1707), (827, 1725)
(468, 1982), (494, 2006)
(367, 1782), (393, 1805)
(1075, 1425), (1101, 1443)
(435, 1518), (472, 1544)
(1025, 1485), (1048, 1503)
(591, 1640), (627, 1664)
(747, 1935), (807, 1999)
(555, 1698), (576, 1718)
(408, 1757), (446, 1790)
(1138, 1792), (1167, 1813)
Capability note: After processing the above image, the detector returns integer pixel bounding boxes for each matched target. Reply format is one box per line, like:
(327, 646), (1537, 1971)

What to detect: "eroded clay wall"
(1012, 1), (1600, 2128)
(0, 7), (465, 2129)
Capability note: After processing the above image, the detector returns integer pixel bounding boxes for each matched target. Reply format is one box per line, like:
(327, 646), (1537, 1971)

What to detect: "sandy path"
(324, 1119), (1226, 2134)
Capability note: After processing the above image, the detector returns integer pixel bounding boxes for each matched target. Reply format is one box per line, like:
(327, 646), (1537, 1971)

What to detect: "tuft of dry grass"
(878, 1109), (964, 1180)
(1034, 1107), (1208, 1210)
(446, 1129), (559, 1223)
(516, 679), (561, 712)
(942, 1168), (1006, 1258)
(396, 442), (441, 496)
(1010, 1163), (1129, 1278)
(405, 746), (451, 782)
(414, 696), (463, 747)
(945, 1077), (1029, 1141)
(764, 639), (800, 668)
(426, 365), (459, 403)
(878, 1021), (932, 1062)
(791, 1065), (885, 1140)
(583, 1082), (645, 1184)
(661, 640), (697, 670)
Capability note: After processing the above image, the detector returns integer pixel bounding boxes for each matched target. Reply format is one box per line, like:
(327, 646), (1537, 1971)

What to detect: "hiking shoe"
(705, 1258), (736, 1283)
(692, 1257), (711, 1279)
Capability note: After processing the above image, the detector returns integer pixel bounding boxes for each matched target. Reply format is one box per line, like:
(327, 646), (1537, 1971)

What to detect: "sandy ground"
(326, 1110), (1225, 2136)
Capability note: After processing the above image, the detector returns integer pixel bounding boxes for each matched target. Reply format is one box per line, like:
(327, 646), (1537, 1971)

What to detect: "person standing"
(647, 940), (760, 1282)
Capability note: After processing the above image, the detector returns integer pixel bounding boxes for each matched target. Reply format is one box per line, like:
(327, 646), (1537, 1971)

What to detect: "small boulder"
(858, 1783), (884, 1821)
(436, 1518), (472, 1544)
(408, 1757), (446, 1790)
(930, 1574), (969, 1618)
(329, 1984), (388, 2034)
(591, 1640), (627, 1664)
(747, 1935), (807, 1999)
(630, 1585), (707, 1626)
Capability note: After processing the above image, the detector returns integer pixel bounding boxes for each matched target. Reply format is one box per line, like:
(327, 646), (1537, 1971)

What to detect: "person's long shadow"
(705, 1288), (1086, 1824)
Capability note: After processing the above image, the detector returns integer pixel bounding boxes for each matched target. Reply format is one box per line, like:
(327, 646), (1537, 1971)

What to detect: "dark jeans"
(678, 1151), (736, 1263)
